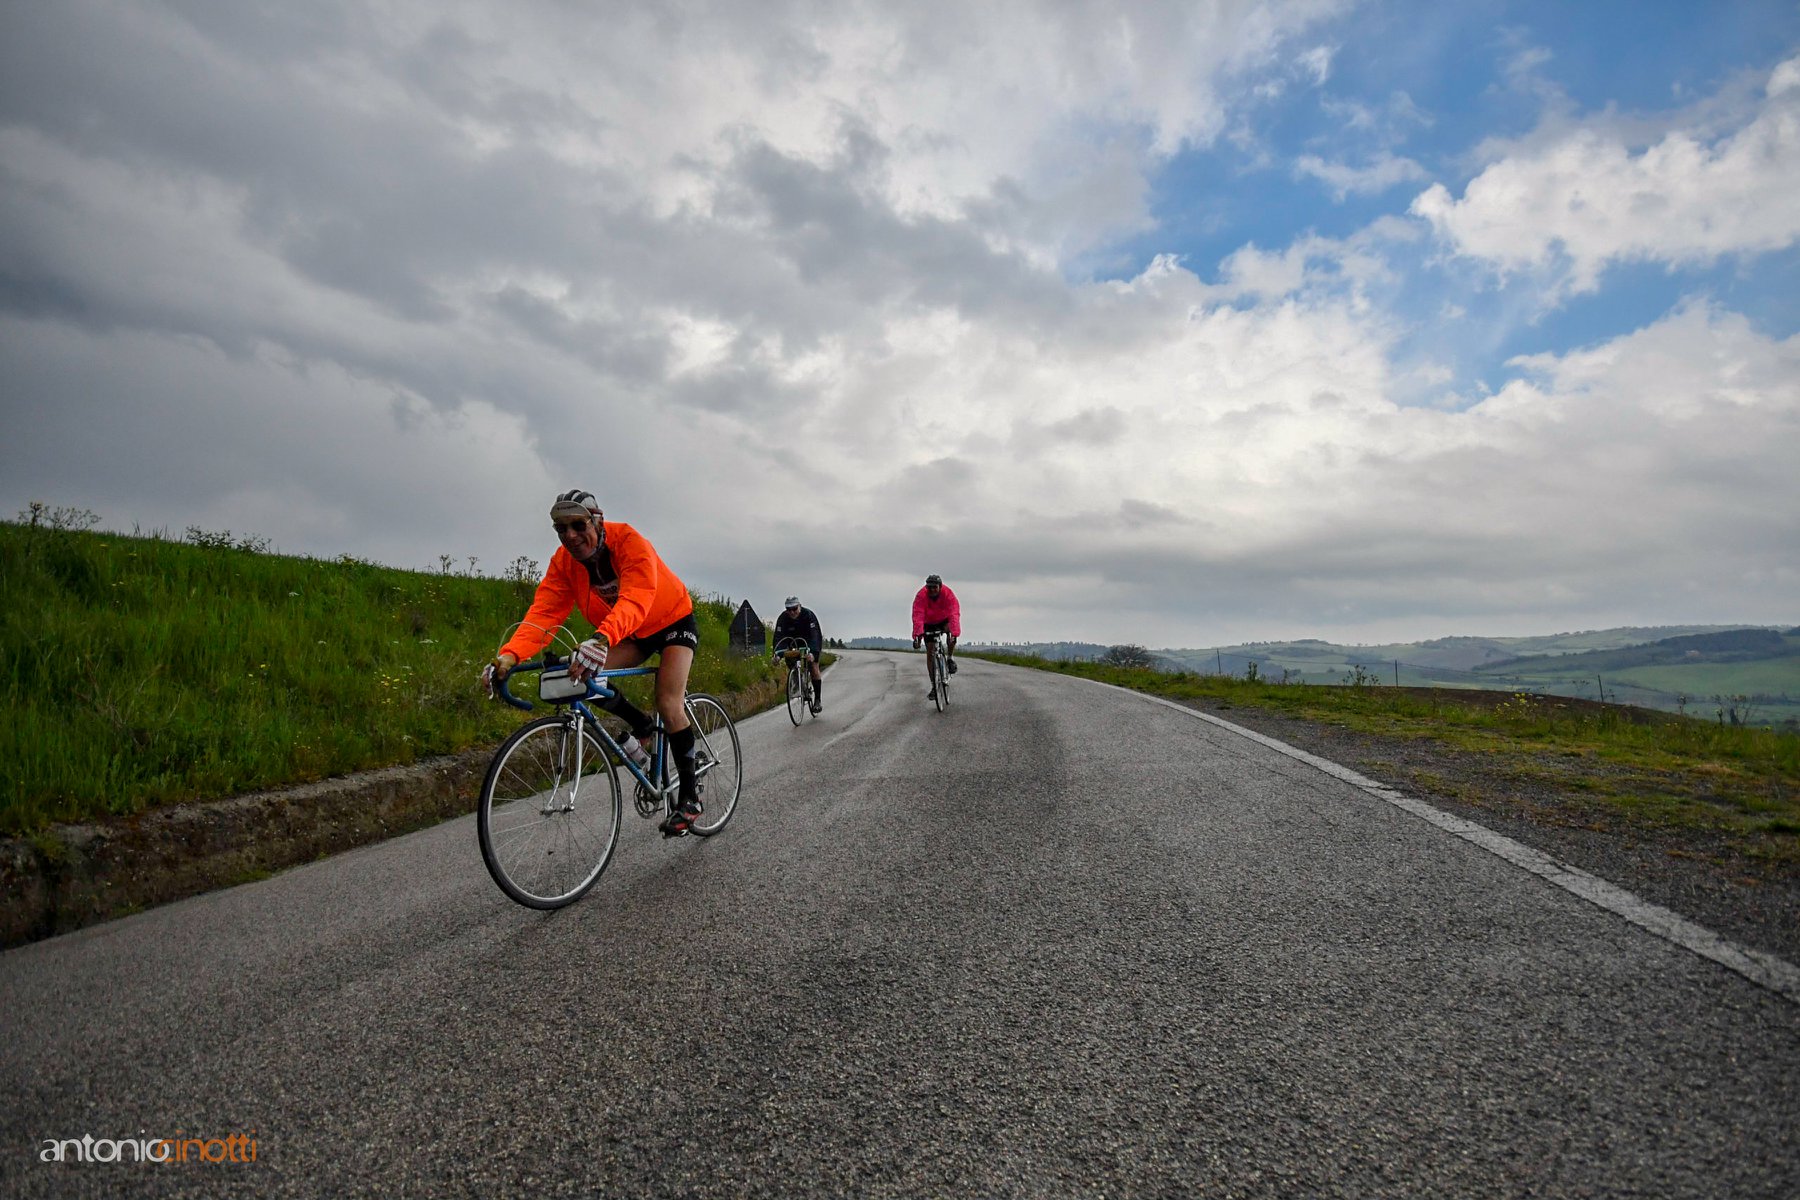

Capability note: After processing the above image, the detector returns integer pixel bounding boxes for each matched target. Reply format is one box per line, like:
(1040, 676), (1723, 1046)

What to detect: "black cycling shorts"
(921, 621), (953, 637)
(627, 613), (700, 656)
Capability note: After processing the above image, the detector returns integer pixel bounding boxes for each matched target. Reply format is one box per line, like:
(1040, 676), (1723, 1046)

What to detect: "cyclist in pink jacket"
(910, 573), (961, 701)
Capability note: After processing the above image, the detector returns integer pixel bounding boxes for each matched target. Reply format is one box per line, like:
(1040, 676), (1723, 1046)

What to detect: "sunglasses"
(553, 519), (590, 535)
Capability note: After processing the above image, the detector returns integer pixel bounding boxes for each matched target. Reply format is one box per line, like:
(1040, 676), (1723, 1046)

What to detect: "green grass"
(973, 651), (1800, 867)
(1, 520), (777, 835)
(1599, 659), (1800, 696)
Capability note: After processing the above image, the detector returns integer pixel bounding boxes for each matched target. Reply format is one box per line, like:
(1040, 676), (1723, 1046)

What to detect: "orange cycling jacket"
(498, 522), (694, 661)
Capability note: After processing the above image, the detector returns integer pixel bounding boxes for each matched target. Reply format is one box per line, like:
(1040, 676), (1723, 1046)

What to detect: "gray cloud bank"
(2, 2), (1794, 646)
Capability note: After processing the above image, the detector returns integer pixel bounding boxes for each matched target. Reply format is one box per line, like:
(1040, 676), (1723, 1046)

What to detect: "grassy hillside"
(0, 519), (771, 835)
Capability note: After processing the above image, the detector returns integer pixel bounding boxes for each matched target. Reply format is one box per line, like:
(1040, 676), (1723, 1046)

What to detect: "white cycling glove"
(569, 637), (608, 681)
(480, 662), (499, 698)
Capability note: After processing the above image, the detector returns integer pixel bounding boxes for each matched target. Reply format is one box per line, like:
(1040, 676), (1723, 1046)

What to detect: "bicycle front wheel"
(478, 715), (623, 909)
(931, 647), (946, 712)
(684, 693), (742, 836)
(785, 663), (804, 726)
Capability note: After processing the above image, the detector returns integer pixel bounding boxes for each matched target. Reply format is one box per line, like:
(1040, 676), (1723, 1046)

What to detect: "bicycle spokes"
(478, 715), (623, 909)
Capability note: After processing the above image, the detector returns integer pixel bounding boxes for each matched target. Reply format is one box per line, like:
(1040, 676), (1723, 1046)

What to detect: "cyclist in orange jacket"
(911, 573), (961, 702)
(482, 489), (704, 836)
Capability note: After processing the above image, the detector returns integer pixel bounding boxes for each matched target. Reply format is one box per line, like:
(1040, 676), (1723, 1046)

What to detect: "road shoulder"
(1156, 694), (1800, 969)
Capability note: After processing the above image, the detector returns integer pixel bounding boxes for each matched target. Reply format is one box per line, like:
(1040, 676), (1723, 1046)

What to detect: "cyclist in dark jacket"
(772, 597), (825, 714)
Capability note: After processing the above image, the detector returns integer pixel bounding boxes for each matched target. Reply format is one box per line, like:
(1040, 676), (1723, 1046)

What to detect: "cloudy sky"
(3, 1), (1797, 647)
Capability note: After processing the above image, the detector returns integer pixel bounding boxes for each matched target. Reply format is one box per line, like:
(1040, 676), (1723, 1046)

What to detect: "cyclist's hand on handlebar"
(481, 652), (519, 699)
(569, 637), (608, 682)
(912, 636), (921, 650)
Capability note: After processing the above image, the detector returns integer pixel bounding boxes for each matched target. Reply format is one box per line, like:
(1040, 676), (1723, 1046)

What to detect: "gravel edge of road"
(1146, 692), (1800, 971)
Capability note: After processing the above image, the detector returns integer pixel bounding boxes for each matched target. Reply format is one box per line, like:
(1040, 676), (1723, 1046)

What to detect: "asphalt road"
(3, 650), (1797, 1198)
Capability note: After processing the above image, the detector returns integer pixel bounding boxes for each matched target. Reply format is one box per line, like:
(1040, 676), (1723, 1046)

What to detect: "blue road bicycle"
(479, 656), (743, 909)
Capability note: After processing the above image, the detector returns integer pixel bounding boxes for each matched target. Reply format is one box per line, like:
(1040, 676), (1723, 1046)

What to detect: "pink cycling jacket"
(911, 584), (962, 639)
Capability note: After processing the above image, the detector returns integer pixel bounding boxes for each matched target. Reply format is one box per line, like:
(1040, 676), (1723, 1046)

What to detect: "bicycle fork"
(545, 718), (584, 815)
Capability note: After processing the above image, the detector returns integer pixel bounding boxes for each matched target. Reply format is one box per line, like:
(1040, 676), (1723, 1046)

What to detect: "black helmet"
(925, 574), (942, 586)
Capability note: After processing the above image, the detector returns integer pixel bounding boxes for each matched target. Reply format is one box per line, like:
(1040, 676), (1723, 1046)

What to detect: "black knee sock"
(600, 692), (654, 740)
(668, 726), (698, 796)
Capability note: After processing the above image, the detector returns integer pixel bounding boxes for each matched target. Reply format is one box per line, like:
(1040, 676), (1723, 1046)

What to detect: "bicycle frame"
(923, 631), (949, 710)
(497, 661), (719, 801)
(773, 637), (818, 723)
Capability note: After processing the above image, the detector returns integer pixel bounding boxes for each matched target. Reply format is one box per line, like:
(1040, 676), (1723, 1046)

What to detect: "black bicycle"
(772, 637), (819, 725)
(922, 630), (951, 712)
(479, 656), (743, 909)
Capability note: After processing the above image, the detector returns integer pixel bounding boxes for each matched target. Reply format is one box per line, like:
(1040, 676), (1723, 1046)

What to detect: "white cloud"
(1216, 219), (1412, 301)
(1772, 56), (1800, 98)
(1295, 150), (1429, 200)
(1411, 54), (1800, 297)
(1322, 89), (1432, 136)
(1299, 45), (1335, 86)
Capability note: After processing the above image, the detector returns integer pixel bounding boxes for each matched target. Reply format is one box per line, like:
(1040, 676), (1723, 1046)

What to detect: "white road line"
(1088, 677), (1800, 1008)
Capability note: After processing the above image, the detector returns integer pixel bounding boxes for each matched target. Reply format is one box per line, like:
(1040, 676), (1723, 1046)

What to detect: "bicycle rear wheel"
(478, 715), (622, 909)
(684, 693), (742, 836)
(785, 663), (804, 725)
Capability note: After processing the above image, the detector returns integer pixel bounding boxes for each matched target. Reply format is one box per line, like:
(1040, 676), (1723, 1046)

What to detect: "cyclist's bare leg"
(653, 644), (695, 734)
(654, 645), (701, 817)
(601, 640), (693, 734)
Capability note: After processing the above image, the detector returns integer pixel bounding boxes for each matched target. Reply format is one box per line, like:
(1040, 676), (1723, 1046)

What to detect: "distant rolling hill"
(915, 624), (1798, 727)
(1480, 627), (1796, 673)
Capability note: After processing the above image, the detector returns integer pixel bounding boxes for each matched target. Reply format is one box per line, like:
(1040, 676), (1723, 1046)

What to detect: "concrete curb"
(0, 668), (805, 949)
(0, 748), (495, 948)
